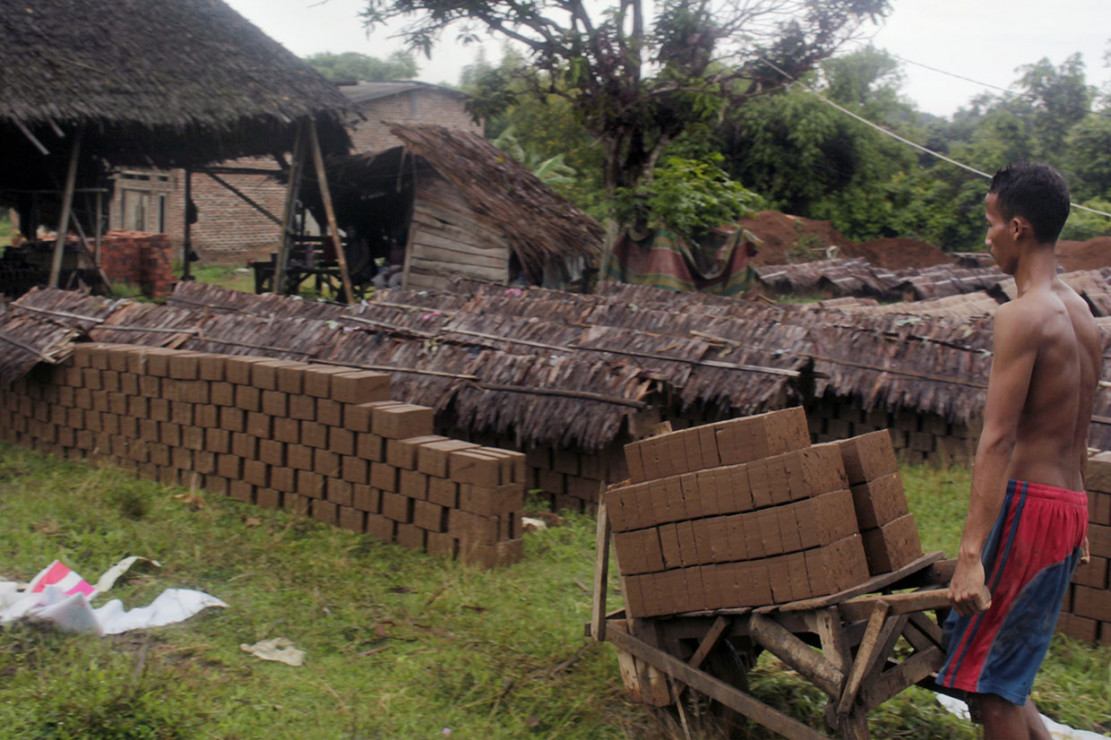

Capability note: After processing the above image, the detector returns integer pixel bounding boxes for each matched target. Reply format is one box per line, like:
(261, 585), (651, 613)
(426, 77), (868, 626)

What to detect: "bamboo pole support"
(308, 118), (355, 305)
(49, 126), (83, 288)
(275, 121), (306, 296)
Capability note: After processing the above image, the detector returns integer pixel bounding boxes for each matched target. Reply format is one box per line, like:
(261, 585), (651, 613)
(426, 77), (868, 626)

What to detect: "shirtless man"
(938, 162), (1100, 739)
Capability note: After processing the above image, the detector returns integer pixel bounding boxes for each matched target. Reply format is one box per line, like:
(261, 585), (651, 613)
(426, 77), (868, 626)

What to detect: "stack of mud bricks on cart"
(1057, 451), (1111, 644)
(606, 408), (923, 618)
(0, 343), (524, 568)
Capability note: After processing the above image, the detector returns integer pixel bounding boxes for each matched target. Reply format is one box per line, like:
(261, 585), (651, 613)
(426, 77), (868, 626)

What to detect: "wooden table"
(590, 502), (960, 739)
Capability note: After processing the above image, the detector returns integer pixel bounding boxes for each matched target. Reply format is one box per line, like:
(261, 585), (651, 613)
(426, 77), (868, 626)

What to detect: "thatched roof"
(389, 124), (603, 280)
(0, 0), (350, 175)
(6, 280), (1111, 451)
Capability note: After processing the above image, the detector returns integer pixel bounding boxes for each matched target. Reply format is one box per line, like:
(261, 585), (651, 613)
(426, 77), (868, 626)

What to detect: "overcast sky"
(225, 0), (1110, 118)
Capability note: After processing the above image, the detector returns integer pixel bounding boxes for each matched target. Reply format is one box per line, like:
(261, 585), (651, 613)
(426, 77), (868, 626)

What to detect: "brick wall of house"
(188, 159), (287, 263)
(348, 88), (482, 153)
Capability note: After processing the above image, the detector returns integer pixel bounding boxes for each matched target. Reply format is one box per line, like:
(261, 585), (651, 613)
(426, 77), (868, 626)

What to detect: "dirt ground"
(741, 211), (1111, 272)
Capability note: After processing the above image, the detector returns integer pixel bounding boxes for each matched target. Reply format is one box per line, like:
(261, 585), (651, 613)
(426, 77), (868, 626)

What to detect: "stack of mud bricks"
(0, 343), (524, 568)
(607, 410), (923, 619)
(806, 395), (976, 467)
(523, 443), (629, 513)
(98, 231), (174, 299)
(1057, 452), (1111, 644)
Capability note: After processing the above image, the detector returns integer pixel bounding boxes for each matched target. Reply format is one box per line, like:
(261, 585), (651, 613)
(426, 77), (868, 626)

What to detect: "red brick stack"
(607, 409), (872, 619)
(0, 344), (524, 568)
(98, 231), (174, 298)
(837, 431), (923, 576)
(1058, 452), (1111, 644)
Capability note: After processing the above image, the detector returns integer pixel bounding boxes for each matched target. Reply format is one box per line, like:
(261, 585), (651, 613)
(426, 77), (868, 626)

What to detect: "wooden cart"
(589, 503), (960, 739)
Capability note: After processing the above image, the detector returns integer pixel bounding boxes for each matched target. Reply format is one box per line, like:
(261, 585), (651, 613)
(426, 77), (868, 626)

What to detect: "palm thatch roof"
(0, 0), (350, 179)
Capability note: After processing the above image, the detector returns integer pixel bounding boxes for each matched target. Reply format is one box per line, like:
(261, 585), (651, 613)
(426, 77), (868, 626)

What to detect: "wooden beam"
(837, 601), (892, 716)
(195, 166), (285, 176)
(49, 126), (83, 288)
(858, 647), (944, 712)
(775, 552), (944, 613)
(749, 613), (844, 699)
(204, 171), (282, 225)
(182, 165), (193, 281)
(837, 588), (951, 623)
(607, 626), (828, 740)
(590, 496), (611, 642)
(309, 118), (355, 305)
(275, 121), (305, 295)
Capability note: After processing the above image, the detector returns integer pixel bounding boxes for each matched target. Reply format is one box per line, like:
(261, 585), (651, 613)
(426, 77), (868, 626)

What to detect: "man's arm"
(948, 302), (1040, 616)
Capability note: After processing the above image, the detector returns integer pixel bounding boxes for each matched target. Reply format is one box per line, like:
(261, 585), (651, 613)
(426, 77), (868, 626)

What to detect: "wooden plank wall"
(404, 174), (511, 291)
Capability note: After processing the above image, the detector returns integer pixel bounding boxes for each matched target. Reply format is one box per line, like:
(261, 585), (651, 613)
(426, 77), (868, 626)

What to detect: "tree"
(362, 0), (890, 217)
(304, 50), (419, 82)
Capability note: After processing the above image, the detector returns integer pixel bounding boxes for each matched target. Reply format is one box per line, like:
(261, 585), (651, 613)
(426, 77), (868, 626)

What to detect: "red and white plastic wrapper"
(0, 558), (227, 635)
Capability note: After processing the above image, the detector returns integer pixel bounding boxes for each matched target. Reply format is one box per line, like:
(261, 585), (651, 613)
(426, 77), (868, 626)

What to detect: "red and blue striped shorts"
(937, 479), (1088, 705)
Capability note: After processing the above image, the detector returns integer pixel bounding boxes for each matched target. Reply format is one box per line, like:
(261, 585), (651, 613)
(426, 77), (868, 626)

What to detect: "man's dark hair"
(989, 162), (1071, 243)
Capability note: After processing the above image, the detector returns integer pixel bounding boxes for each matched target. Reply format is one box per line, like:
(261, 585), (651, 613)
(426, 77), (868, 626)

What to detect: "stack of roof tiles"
(607, 410), (923, 618)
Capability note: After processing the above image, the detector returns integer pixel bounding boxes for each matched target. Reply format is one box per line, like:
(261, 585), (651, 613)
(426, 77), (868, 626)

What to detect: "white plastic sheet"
(936, 693), (1110, 739)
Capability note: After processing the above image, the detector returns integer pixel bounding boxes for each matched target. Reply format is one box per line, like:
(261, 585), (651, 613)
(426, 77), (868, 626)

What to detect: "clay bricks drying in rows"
(1057, 452), (1111, 644)
(0, 343), (525, 569)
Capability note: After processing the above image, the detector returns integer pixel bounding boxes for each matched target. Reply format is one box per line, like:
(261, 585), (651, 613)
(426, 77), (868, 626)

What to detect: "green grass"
(0, 211), (13, 249)
(178, 262), (256, 294)
(0, 444), (1107, 739)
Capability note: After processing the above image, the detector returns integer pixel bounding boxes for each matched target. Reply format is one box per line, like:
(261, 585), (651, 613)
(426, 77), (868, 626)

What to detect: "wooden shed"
(309, 123), (603, 292)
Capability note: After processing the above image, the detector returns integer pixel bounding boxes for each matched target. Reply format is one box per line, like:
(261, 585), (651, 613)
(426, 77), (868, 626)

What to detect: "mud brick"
(381, 491), (413, 523)
(329, 370), (391, 405)
(101, 371), (120, 393)
(160, 422), (182, 448)
(268, 417), (296, 444)
(139, 418), (159, 443)
(123, 395), (147, 421)
(326, 478), (354, 507)
(343, 400), (399, 433)
(428, 477), (459, 508)
(426, 531), (457, 558)
(259, 390), (287, 418)
(270, 466), (295, 492)
(229, 480), (254, 504)
(139, 376), (162, 401)
(239, 458), (267, 488)
(327, 427), (355, 457)
(57, 426), (77, 450)
(764, 455), (792, 506)
(82, 368), (102, 391)
(90, 390), (108, 413)
(1072, 556), (1108, 590)
(356, 433), (386, 462)
(567, 475), (602, 504)
(551, 447), (580, 476)
(128, 439), (149, 463)
(297, 470), (325, 498)
(776, 506), (803, 554)
(205, 475), (229, 497)
(283, 493), (311, 516)
(223, 356), (263, 385)
(301, 421), (329, 449)
(232, 432), (257, 459)
(242, 412), (269, 441)
(814, 489), (860, 544)
(216, 405), (242, 433)
(109, 392), (130, 417)
(195, 404), (218, 429)
(216, 453), (242, 480)
(742, 511), (766, 560)
(289, 394), (316, 421)
(353, 484), (381, 513)
(624, 441), (646, 483)
(76, 387), (94, 409)
(287, 443), (314, 471)
(799, 444), (849, 495)
(370, 404), (434, 440)
(298, 365), (349, 398)
(694, 469), (726, 517)
(338, 506), (365, 533)
(413, 499), (447, 532)
(755, 508), (784, 558)
(418, 439), (480, 477)
(737, 561), (774, 608)
(837, 431), (899, 485)
(606, 482), (643, 530)
(658, 524), (682, 569)
(1073, 585), (1111, 621)
(860, 514), (922, 574)
(850, 473), (909, 529)
(450, 449), (503, 487)
(276, 362), (310, 394)
(194, 450), (216, 475)
(1088, 491), (1111, 527)
(396, 469), (426, 500)
(149, 443), (170, 467)
(747, 459), (774, 509)
(309, 400), (339, 429)
(233, 385), (260, 413)
(525, 446), (551, 470)
(459, 483), (523, 517)
(119, 373), (139, 396)
(370, 462), (398, 492)
(674, 472), (704, 520)
(205, 427), (230, 454)
(613, 528), (664, 575)
(168, 352), (201, 380)
(246, 360), (281, 391)
(711, 515), (741, 563)
(386, 435), (446, 470)
(1056, 613), (1099, 642)
(342, 455), (369, 484)
(655, 569), (692, 616)
(458, 539), (523, 568)
(312, 499), (338, 524)
(450, 509), (503, 548)
(1086, 455), (1111, 495)
(314, 448), (341, 478)
(1088, 523), (1111, 559)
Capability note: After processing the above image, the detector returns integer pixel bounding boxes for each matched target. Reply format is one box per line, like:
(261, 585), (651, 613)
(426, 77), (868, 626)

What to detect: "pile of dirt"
(1057, 237), (1111, 272)
(739, 211), (952, 271)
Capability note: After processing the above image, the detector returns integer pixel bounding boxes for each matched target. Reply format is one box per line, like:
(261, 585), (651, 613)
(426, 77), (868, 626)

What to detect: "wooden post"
(591, 494), (611, 642)
(275, 121), (305, 296)
(93, 189), (103, 268)
(49, 126), (83, 288)
(182, 166), (193, 281)
(308, 118), (355, 305)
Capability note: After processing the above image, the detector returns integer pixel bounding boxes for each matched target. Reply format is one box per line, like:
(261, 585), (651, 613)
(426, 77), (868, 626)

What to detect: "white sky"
(225, 0), (1111, 118)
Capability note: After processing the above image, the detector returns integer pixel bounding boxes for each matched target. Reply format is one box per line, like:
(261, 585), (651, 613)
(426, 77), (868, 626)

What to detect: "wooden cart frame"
(589, 502), (961, 739)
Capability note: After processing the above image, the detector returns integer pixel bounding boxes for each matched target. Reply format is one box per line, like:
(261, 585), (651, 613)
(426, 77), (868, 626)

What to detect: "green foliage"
(614, 155), (760, 241)
(0, 210), (12, 248)
(303, 50), (418, 82)
(1062, 198), (1111, 240)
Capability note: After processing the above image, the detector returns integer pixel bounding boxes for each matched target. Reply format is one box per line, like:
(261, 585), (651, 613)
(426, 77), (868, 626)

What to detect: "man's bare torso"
(1006, 279), (1101, 491)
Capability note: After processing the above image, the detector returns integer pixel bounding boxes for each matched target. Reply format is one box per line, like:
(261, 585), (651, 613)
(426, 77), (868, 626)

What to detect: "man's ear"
(1011, 216), (1031, 241)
